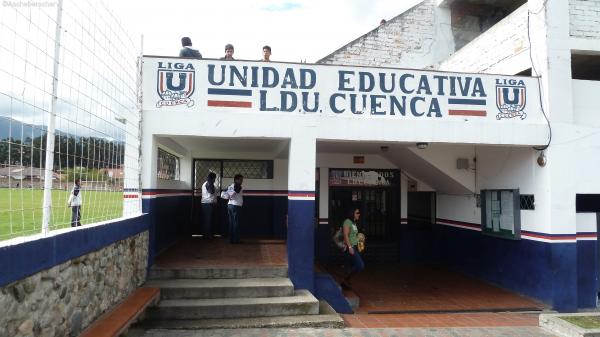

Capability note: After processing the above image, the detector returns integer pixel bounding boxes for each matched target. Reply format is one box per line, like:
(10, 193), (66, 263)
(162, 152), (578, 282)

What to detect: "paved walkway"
(139, 327), (556, 337)
(155, 238), (287, 268)
(343, 312), (541, 328)
(332, 265), (545, 314)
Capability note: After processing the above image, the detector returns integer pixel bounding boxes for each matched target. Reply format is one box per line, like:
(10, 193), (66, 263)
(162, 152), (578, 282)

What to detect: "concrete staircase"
(138, 266), (344, 329)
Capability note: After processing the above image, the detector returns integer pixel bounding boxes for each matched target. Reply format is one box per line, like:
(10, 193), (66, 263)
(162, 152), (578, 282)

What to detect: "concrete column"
(529, 0), (577, 312)
(287, 127), (317, 292)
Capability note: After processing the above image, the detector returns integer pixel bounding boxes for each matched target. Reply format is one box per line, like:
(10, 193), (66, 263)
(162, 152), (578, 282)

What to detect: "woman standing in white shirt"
(201, 172), (218, 239)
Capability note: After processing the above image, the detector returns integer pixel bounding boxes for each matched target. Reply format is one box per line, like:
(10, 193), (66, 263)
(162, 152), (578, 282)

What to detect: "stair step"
(139, 300), (344, 329)
(146, 290), (319, 319)
(145, 278), (294, 299)
(140, 314), (344, 329)
(148, 266), (288, 280)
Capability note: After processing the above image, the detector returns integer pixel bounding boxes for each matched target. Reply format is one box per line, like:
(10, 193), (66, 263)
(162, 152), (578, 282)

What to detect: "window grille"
(520, 194), (535, 210)
(194, 160), (221, 191)
(222, 160), (273, 179)
(157, 148), (180, 180)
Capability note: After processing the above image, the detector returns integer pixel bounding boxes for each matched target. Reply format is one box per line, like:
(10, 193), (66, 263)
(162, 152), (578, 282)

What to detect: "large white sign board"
(143, 57), (544, 124)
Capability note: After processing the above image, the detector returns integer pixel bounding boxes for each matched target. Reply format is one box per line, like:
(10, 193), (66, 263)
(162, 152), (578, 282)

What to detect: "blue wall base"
(0, 214), (148, 287)
(287, 199), (315, 292)
(314, 272), (353, 314)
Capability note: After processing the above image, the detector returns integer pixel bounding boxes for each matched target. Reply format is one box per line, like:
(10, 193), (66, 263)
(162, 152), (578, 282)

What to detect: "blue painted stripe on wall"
(434, 223), (554, 305)
(287, 199), (315, 292)
(448, 98), (487, 105)
(207, 88), (252, 96)
(314, 272), (353, 314)
(143, 196), (192, 267)
(432, 222), (587, 311)
(551, 244), (578, 312)
(577, 240), (599, 308)
(438, 218), (592, 241)
(0, 215), (148, 287)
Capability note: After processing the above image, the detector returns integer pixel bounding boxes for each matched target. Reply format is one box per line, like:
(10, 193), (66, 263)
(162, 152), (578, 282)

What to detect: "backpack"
(332, 227), (345, 250)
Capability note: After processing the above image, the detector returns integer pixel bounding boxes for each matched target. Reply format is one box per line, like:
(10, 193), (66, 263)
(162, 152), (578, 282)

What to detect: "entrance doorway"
(407, 191), (436, 225)
(328, 169), (400, 242)
(330, 187), (400, 241)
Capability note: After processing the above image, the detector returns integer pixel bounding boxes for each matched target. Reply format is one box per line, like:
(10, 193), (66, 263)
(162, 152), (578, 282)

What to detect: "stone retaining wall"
(0, 231), (148, 337)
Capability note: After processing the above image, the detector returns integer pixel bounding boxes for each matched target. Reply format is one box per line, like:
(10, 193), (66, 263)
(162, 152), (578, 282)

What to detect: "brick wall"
(437, 4), (529, 74)
(570, 0), (600, 38)
(317, 0), (447, 69)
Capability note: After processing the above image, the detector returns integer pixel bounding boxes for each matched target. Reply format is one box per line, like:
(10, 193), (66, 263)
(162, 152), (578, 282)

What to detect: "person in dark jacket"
(179, 37), (202, 59)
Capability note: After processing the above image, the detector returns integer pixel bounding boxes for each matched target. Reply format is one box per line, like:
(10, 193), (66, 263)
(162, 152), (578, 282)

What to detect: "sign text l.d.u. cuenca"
(206, 64), (487, 117)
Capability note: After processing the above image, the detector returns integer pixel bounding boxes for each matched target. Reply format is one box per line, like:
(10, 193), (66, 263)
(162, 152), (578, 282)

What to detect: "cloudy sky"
(111, 0), (421, 63)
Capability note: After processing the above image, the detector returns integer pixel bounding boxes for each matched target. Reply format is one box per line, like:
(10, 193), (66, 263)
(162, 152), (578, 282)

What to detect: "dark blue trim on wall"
(434, 223), (555, 304)
(287, 199), (315, 292)
(577, 240), (599, 308)
(143, 195), (192, 268)
(314, 272), (353, 313)
(0, 215), (148, 287)
(551, 244), (578, 312)
(431, 222), (588, 311)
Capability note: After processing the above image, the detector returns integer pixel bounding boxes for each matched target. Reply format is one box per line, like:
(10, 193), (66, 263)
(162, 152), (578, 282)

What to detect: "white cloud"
(108, 0), (421, 63)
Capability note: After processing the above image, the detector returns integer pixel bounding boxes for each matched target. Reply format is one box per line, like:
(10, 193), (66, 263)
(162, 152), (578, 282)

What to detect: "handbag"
(332, 227), (345, 250)
(357, 233), (366, 252)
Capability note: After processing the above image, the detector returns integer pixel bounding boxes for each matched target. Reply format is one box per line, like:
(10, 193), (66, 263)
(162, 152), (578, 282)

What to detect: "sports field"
(0, 188), (123, 241)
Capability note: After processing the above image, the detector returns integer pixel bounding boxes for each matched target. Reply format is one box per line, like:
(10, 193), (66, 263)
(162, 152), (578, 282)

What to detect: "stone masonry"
(317, 0), (439, 68)
(570, 0), (600, 38)
(0, 231), (148, 337)
(437, 4), (528, 73)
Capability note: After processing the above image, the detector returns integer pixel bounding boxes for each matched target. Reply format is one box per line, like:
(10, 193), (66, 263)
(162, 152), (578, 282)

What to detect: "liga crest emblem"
(156, 62), (195, 108)
(495, 79), (526, 120)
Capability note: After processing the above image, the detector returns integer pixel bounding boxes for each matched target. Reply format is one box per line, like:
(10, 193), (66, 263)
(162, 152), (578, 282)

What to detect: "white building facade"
(140, 0), (600, 312)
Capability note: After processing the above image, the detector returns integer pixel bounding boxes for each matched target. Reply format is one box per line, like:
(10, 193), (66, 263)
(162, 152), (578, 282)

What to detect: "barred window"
(520, 194), (535, 210)
(222, 160), (273, 179)
(194, 160), (222, 191)
(157, 148), (180, 180)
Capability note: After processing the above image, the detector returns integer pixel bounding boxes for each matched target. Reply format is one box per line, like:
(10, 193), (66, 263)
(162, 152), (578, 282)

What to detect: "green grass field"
(560, 316), (600, 329)
(0, 188), (123, 241)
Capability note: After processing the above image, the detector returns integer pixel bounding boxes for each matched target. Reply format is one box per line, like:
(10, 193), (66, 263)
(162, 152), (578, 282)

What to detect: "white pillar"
(287, 126), (316, 291)
(529, 0), (577, 312)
